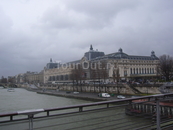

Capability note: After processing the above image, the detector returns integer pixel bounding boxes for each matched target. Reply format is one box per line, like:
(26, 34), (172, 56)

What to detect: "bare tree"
(70, 71), (76, 84)
(112, 62), (120, 83)
(114, 68), (120, 82)
(157, 55), (173, 81)
(89, 62), (98, 92)
(90, 62), (97, 81)
(99, 61), (109, 83)
(70, 64), (85, 85)
(96, 62), (102, 83)
(90, 61), (109, 83)
(112, 70), (116, 83)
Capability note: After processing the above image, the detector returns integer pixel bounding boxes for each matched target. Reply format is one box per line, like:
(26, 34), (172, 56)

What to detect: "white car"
(98, 93), (110, 98)
(117, 95), (126, 99)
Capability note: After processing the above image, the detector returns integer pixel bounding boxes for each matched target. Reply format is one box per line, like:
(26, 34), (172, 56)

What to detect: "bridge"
(0, 83), (18, 88)
(1, 93), (173, 130)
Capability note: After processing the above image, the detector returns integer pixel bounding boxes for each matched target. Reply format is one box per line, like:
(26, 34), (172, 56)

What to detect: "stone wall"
(135, 86), (160, 94)
(37, 84), (161, 95)
(20, 83), (162, 95)
(129, 84), (162, 94)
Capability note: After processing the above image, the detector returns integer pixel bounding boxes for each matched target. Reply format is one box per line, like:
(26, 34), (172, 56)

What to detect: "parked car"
(134, 82), (140, 85)
(117, 95), (126, 99)
(73, 92), (79, 94)
(98, 93), (110, 98)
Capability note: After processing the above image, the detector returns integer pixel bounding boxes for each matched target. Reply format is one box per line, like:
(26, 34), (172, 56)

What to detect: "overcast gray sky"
(0, 0), (173, 77)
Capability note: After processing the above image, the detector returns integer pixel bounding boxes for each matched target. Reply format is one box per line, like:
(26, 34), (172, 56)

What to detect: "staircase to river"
(124, 84), (142, 94)
(159, 83), (173, 94)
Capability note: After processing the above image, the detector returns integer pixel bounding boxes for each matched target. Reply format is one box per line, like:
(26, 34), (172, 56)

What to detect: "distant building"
(8, 76), (16, 83)
(15, 73), (25, 83)
(24, 71), (44, 84)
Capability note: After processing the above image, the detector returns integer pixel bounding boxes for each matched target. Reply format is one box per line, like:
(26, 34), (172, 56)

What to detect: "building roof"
(46, 58), (59, 69)
(91, 48), (159, 61)
(45, 46), (159, 70)
(66, 60), (81, 64)
(84, 45), (105, 60)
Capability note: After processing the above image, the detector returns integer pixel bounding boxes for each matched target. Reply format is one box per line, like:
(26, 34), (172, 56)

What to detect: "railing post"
(47, 111), (49, 116)
(28, 114), (34, 130)
(156, 98), (161, 130)
(107, 103), (109, 108)
(17, 109), (44, 130)
(10, 115), (13, 121)
(79, 107), (83, 112)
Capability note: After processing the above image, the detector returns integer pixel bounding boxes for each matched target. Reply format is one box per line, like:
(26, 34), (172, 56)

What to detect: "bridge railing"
(1, 93), (173, 130)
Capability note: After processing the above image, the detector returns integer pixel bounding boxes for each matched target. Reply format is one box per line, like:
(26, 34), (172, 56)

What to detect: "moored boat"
(7, 88), (15, 92)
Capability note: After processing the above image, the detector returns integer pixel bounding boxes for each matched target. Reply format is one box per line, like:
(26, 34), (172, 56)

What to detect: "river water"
(0, 87), (92, 113)
(0, 87), (151, 130)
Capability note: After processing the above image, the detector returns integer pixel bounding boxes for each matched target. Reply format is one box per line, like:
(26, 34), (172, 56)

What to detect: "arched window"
(65, 75), (68, 80)
(61, 75), (64, 80)
(136, 68), (138, 74)
(152, 68), (154, 74)
(56, 75), (59, 81)
(130, 68), (132, 74)
(133, 68), (135, 74)
(124, 71), (127, 76)
(48, 76), (51, 81)
(139, 68), (141, 74)
(52, 76), (55, 81)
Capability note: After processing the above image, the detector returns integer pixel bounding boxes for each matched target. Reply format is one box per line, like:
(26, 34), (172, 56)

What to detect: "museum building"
(43, 45), (159, 84)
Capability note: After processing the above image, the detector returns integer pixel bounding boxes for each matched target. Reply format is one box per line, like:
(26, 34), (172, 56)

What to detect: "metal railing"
(1, 93), (173, 130)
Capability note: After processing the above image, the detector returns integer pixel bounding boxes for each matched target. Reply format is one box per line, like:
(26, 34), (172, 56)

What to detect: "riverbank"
(25, 88), (133, 101)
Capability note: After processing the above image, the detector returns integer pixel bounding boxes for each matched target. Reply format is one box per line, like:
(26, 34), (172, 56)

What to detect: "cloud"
(39, 0), (141, 30)
(0, 0), (173, 77)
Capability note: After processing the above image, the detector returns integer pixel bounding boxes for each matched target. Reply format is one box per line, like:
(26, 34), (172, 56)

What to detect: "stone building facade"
(24, 71), (44, 84)
(91, 48), (159, 82)
(43, 45), (159, 84)
(43, 64), (73, 84)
